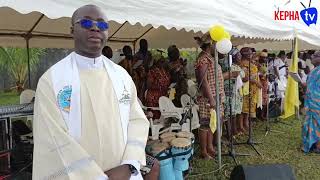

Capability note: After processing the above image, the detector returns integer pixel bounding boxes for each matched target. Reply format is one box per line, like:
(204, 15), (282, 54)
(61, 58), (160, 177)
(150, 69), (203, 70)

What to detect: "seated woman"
(302, 51), (320, 153)
(145, 58), (171, 119)
(167, 45), (188, 107)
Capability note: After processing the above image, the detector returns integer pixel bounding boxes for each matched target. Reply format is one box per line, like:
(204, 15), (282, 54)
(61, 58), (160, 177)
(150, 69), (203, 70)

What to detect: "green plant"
(180, 50), (199, 62)
(0, 47), (45, 92)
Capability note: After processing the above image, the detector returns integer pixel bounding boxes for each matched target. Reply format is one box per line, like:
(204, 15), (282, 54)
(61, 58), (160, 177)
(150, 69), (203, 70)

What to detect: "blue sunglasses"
(75, 19), (109, 31)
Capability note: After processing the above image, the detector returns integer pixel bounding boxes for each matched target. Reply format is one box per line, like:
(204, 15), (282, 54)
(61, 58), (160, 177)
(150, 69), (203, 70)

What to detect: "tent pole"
(133, 41), (136, 54)
(108, 21), (127, 40)
(26, 38), (31, 88)
(134, 27), (153, 42)
(23, 14), (44, 89)
(214, 47), (222, 169)
(293, 37), (300, 119)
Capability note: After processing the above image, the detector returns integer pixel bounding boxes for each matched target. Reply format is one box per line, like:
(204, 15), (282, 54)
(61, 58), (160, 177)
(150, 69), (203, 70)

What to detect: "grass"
(0, 91), (20, 105)
(188, 117), (320, 180)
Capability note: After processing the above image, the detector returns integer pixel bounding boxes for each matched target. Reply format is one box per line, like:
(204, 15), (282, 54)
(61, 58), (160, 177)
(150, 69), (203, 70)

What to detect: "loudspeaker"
(230, 164), (296, 180)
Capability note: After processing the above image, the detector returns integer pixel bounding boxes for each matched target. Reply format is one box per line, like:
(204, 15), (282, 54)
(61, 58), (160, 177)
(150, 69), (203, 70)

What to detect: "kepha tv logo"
(300, 0), (317, 26)
(274, 0), (318, 26)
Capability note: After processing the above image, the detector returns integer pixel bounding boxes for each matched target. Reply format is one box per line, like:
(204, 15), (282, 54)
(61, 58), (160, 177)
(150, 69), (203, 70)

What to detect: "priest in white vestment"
(32, 5), (149, 180)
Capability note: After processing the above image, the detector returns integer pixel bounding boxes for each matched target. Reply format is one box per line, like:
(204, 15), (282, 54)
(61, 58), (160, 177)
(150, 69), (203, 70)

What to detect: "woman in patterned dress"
(239, 47), (262, 133)
(145, 58), (171, 119)
(219, 49), (245, 135)
(302, 51), (320, 153)
(194, 33), (225, 159)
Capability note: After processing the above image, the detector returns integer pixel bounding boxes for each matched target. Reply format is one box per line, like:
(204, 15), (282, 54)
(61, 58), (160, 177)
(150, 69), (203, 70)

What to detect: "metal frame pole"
(214, 48), (222, 168)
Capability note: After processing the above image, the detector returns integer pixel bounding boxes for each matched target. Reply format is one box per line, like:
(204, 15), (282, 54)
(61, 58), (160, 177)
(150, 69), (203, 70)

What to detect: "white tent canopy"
(0, 0), (319, 50)
(0, 7), (204, 49)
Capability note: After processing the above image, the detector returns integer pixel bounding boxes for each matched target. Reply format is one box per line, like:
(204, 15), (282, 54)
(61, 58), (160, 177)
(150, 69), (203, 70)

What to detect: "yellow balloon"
(223, 31), (231, 40)
(209, 25), (225, 41)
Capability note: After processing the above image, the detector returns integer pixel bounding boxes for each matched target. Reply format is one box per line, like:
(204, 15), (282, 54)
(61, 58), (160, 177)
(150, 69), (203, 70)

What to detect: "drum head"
(150, 142), (170, 157)
(161, 136), (176, 143)
(160, 132), (176, 140)
(176, 131), (194, 139)
(170, 138), (191, 148)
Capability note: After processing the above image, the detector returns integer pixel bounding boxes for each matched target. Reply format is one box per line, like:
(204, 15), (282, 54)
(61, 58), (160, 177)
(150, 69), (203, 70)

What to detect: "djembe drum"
(170, 138), (192, 180)
(147, 141), (175, 180)
(176, 131), (195, 155)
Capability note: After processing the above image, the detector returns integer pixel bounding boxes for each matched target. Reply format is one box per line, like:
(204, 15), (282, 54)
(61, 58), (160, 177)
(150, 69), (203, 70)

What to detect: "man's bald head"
(71, 5), (106, 24)
(71, 4), (109, 58)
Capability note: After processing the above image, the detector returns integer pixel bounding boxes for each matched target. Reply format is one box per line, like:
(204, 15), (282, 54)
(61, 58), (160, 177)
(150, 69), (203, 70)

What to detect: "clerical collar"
(74, 52), (104, 70)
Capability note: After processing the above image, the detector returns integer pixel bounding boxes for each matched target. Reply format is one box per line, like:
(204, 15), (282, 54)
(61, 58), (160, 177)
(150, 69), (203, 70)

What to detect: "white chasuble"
(32, 52), (149, 180)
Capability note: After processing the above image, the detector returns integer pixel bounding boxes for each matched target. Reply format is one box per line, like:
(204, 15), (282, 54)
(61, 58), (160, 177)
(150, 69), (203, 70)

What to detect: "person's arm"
(105, 79), (149, 180)
(123, 79), (150, 175)
(273, 60), (281, 79)
(196, 63), (215, 107)
(224, 71), (240, 80)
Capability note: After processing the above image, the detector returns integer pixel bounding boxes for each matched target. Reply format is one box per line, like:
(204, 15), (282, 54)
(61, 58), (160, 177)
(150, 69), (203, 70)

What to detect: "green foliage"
(150, 49), (199, 62)
(150, 49), (167, 62)
(180, 50), (199, 62)
(0, 91), (19, 105)
(0, 47), (45, 90)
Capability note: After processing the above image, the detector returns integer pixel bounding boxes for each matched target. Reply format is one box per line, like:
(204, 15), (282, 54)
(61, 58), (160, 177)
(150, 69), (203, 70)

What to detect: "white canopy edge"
(0, 0), (319, 49)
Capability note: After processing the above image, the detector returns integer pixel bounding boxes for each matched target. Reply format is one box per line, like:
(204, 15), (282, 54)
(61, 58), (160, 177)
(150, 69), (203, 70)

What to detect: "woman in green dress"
(219, 48), (245, 135)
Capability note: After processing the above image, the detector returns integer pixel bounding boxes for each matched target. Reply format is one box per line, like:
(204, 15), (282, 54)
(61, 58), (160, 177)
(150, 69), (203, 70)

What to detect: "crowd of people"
(102, 32), (320, 161)
(102, 39), (189, 117)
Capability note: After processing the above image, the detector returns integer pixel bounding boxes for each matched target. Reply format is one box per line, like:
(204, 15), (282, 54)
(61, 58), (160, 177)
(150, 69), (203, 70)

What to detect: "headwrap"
(311, 50), (320, 64)
(240, 47), (253, 60)
(194, 32), (212, 47)
(259, 52), (268, 58)
(240, 47), (252, 55)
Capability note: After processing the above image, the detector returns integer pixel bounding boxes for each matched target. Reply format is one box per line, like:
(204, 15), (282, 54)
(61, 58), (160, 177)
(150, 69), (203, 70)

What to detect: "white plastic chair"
(158, 96), (190, 132)
(20, 89), (35, 129)
(20, 89), (35, 104)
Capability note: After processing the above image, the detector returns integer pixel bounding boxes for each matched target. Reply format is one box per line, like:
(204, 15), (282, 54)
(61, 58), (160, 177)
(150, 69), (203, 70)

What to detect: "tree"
(0, 47), (45, 92)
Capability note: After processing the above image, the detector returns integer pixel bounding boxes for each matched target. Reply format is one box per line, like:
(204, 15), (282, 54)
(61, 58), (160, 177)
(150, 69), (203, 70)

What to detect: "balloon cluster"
(209, 25), (232, 54)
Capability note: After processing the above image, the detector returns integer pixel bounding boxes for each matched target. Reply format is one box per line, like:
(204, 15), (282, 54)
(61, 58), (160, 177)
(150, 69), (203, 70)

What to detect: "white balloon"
(216, 39), (232, 54)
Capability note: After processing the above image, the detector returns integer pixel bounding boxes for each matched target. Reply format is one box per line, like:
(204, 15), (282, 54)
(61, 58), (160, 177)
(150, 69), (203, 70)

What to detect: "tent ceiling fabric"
(0, 0), (319, 49)
(0, 7), (204, 49)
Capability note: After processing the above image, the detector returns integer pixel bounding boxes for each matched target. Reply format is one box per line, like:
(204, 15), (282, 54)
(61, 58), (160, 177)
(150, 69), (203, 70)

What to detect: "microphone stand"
(221, 54), (250, 165)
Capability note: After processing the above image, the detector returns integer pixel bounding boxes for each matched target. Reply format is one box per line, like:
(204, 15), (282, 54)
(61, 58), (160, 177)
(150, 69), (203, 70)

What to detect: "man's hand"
(208, 97), (215, 109)
(105, 165), (131, 180)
